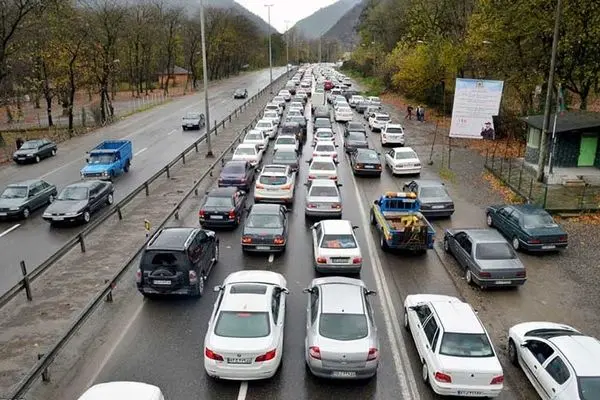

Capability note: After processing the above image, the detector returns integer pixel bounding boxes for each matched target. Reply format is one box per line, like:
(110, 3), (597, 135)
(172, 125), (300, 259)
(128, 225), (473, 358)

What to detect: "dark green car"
(0, 179), (58, 219)
(485, 204), (568, 252)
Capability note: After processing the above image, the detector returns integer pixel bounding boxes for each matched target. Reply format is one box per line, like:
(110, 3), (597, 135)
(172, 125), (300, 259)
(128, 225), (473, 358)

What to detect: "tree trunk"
(68, 60), (76, 135)
(45, 95), (53, 127)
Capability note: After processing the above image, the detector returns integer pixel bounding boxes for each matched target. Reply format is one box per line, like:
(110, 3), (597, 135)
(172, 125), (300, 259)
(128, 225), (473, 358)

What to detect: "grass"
(438, 166), (456, 183)
(341, 68), (385, 96)
(118, 98), (172, 119)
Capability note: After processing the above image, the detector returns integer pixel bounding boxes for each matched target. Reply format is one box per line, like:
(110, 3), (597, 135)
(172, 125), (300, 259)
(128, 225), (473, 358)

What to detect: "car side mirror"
(205, 191), (210, 195)
(365, 290), (376, 296)
(281, 287), (290, 294)
(334, 144), (339, 147)
(302, 288), (313, 294)
(352, 225), (359, 230)
(373, 200), (379, 205)
(213, 285), (222, 292)
(336, 183), (343, 187)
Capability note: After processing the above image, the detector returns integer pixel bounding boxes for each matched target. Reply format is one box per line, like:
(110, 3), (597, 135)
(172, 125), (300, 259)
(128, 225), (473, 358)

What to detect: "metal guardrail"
(0, 71), (292, 309)
(6, 69), (294, 399)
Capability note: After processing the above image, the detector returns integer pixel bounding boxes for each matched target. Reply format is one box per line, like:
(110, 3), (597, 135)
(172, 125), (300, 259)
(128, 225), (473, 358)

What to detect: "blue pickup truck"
(81, 140), (133, 180)
(369, 191), (435, 253)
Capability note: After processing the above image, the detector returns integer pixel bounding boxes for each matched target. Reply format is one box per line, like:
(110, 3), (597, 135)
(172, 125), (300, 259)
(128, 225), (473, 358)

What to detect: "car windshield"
(235, 147), (256, 156)
(214, 311), (270, 338)
(439, 333), (495, 357)
(395, 151), (416, 160)
(266, 105), (278, 110)
(579, 377), (600, 400)
(289, 117), (304, 123)
(320, 234), (357, 248)
(245, 133), (263, 141)
(88, 154), (115, 164)
(246, 213), (283, 228)
(311, 161), (335, 171)
(319, 313), (368, 341)
(274, 151), (296, 160)
(420, 186), (448, 198)
(358, 151), (379, 161)
(475, 242), (516, 260)
(274, 97), (284, 102)
(58, 186), (89, 201)
(348, 132), (366, 141)
(235, 89), (244, 94)
(259, 175), (287, 185)
(317, 131), (333, 138)
(316, 144), (335, 152)
(1, 186), (28, 199)
(20, 141), (41, 149)
(309, 186), (338, 197)
(376, 115), (390, 121)
(522, 213), (558, 228)
(386, 127), (403, 133)
(276, 137), (296, 145)
(264, 112), (277, 118)
(256, 122), (271, 128)
(222, 164), (245, 174)
(184, 113), (201, 119)
(204, 196), (233, 207)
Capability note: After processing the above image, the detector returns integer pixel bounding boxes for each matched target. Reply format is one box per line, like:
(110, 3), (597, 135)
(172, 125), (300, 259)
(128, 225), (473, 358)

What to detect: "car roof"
(461, 228), (506, 243)
(548, 335), (600, 376)
(315, 142), (335, 148)
(374, 113), (389, 117)
(412, 179), (444, 187)
(66, 180), (101, 189)
(236, 143), (257, 149)
(257, 119), (273, 124)
(208, 187), (238, 196)
(78, 382), (162, 400)
(394, 147), (416, 153)
(320, 219), (354, 234)
(431, 301), (485, 334)
(224, 160), (247, 167)
(510, 204), (549, 215)
(282, 121), (300, 126)
(148, 227), (196, 250)
(8, 179), (42, 187)
(250, 203), (283, 214)
(223, 270), (286, 287)
(310, 179), (337, 187)
(386, 124), (403, 129)
(311, 156), (335, 163)
(319, 281), (365, 314)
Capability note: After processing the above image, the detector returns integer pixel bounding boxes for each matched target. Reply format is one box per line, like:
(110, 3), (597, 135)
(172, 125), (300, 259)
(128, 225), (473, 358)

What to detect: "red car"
(324, 80), (333, 90)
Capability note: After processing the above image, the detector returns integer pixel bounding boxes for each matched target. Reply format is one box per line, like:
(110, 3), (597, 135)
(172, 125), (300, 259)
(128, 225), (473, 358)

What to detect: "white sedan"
(243, 129), (269, 150)
(404, 294), (504, 398)
(334, 105), (353, 122)
(278, 90), (292, 101)
(255, 165), (296, 204)
(508, 321), (600, 400)
(255, 119), (277, 139)
(204, 270), (288, 381)
(310, 219), (362, 274)
(265, 102), (283, 116)
(307, 156), (338, 181)
(384, 147), (421, 176)
(312, 128), (335, 145)
(232, 143), (264, 167)
(312, 141), (337, 159)
(77, 382), (165, 400)
(273, 136), (299, 152)
(263, 110), (280, 126)
(368, 113), (391, 132)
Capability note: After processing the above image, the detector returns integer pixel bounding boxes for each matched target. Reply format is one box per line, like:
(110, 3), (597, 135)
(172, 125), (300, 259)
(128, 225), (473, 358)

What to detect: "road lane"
(0, 67), (286, 295)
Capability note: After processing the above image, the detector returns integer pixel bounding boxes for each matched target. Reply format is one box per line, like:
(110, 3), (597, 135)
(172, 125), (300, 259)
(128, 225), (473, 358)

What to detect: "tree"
(155, 2), (183, 95)
(182, 13), (202, 91)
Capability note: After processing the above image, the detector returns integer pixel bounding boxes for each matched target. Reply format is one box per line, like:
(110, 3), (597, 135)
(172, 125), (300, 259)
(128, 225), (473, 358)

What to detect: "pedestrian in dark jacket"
(405, 105), (413, 120)
(16, 137), (24, 149)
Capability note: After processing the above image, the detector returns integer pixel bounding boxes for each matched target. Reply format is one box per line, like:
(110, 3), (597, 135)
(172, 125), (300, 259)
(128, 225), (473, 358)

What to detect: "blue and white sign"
(449, 79), (504, 139)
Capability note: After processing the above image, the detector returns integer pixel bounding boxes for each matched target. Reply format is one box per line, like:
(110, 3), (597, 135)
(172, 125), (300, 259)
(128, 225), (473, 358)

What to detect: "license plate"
(187, 124), (193, 127)
(266, 188), (278, 191)
(227, 358), (252, 364)
(0, 212), (7, 216)
(495, 280), (511, 285)
(256, 246), (271, 250)
(364, 165), (375, 169)
(18, 157), (25, 160)
(331, 258), (348, 263)
(457, 391), (483, 396)
(211, 215), (224, 219)
(542, 245), (556, 249)
(153, 280), (171, 285)
(432, 205), (445, 209)
(53, 217), (64, 221)
(332, 371), (356, 377)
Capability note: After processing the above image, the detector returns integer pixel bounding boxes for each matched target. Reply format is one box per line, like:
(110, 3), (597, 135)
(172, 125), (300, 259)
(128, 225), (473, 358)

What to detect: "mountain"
(291, 0), (361, 40)
(323, 0), (365, 50)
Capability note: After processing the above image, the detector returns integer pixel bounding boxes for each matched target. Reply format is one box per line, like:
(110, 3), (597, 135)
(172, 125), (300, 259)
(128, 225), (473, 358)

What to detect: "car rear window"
(274, 151), (296, 160)
(420, 187), (448, 198)
(276, 137), (296, 145)
(316, 144), (335, 152)
(395, 151), (417, 160)
(235, 147), (256, 156)
(320, 234), (357, 248)
(376, 115), (390, 121)
(204, 196), (233, 207)
(141, 250), (186, 268)
(309, 186), (338, 197)
(348, 132), (365, 141)
(259, 175), (287, 185)
(222, 164), (244, 174)
(475, 243), (516, 260)
(579, 377), (600, 400)
(386, 127), (403, 133)
(311, 161), (335, 171)
(246, 213), (283, 228)
(439, 333), (495, 357)
(214, 311), (270, 338)
(319, 313), (368, 341)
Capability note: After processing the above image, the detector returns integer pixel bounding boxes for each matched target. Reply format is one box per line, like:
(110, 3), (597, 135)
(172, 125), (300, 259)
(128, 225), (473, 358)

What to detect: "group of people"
(405, 105), (425, 122)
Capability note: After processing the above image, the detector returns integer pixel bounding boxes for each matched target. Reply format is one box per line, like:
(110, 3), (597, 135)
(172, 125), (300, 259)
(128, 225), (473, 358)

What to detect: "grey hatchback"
(303, 276), (379, 380)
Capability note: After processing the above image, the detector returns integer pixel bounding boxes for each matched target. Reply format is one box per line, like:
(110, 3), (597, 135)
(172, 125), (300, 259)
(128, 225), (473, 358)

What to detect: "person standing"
(405, 105), (413, 120)
(16, 137), (24, 149)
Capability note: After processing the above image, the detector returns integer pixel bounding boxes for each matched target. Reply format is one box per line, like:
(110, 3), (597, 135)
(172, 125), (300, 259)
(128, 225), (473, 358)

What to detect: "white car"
(265, 102), (283, 116)
(272, 96), (286, 108)
(307, 156), (338, 181)
(312, 142), (337, 159)
(403, 294), (504, 398)
(255, 165), (296, 204)
(77, 382), (165, 400)
(287, 110), (303, 119)
(349, 95), (365, 108)
(289, 101), (304, 112)
(232, 143), (264, 167)
(334, 106), (353, 122)
(380, 124), (405, 147)
(313, 128), (335, 145)
(273, 136), (299, 152)
(255, 119), (277, 139)
(508, 321), (600, 400)
(263, 110), (280, 126)
(278, 90), (292, 101)
(305, 179), (342, 218)
(385, 147), (421, 175)
(369, 113), (391, 132)
(296, 90), (308, 100)
(204, 270), (289, 381)
(366, 96), (381, 107)
(243, 129), (269, 150)
(310, 219), (362, 274)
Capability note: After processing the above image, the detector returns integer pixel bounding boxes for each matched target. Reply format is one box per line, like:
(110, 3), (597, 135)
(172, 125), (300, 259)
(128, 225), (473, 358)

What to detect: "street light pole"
(200, 0), (212, 157)
(265, 4), (274, 93)
(536, 0), (562, 182)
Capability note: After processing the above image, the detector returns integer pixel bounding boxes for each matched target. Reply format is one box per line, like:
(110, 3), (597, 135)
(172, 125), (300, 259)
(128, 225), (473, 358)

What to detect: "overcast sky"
(235, 0), (339, 33)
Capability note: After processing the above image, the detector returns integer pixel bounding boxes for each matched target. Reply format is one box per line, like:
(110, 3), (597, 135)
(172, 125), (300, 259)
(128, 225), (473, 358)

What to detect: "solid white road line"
(167, 129), (176, 136)
(134, 147), (148, 156)
(0, 223), (20, 238)
(268, 254), (275, 263)
(237, 381), (248, 400)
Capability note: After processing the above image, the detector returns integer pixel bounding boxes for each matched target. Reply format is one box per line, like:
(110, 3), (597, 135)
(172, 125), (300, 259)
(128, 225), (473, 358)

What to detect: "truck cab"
(81, 140), (133, 180)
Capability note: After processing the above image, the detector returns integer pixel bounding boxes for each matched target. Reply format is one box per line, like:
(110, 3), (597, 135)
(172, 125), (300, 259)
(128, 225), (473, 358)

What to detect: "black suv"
(136, 227), (219, 298)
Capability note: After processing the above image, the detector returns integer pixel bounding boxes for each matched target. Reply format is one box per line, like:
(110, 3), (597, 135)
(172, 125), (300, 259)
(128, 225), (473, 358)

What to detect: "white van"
(78, 382), (165, 400)
(311, 87), (326, 109)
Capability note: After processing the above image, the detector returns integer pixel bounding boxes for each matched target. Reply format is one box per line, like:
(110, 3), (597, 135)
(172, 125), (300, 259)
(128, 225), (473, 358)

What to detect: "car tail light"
(490, 375), (504, 385)
(356, 163), (364, 168)
(329, 176), (337, 180)
(316, 257), (326, 264)
(434, 372), (452, 383)
(242, 236), (252, 244)
(309, 346), (321, 359)
(256, 183), (265, 189)
(367, 347), (378, 361)
(331, 203), (341, 209)
(332, 153), (337, 158)
(273, 236), (285, 245)
(308, 203), (317, 208)
(312, 152), (318, 156)
(135, 269), (142, 283)
(255, 349), (277, 362)
(218, 178), (224, 183)
(527, 238), (541, 244)
(205, 348), (224, 361)
(228, 209), (236, 219)
(480, 272), (491, 278)
(516, 271), (527, 278)
(199, 210), (205, 218)
(353, 257), (362, 264)
(376, 164), (382, 169)
(382, 134), (386, 138)
(189, 270), (198, 284)
(308, 175), (316, 179)
(281, 184), (291, 190)
(559, 235), (568, 242)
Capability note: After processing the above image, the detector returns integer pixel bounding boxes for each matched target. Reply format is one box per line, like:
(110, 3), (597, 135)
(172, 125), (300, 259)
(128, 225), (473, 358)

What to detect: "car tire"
(379, 232), (388, 251)
(512, 237), (520, 251)
(486, 213), (493, 227)
(22, 207), (30, 219)
(107, 193), (114, 205)
(370, 211), (376, 225)
(182, 126), (187, 131)
(508, 339), (519, 366)
(82, 210), (91, 223)
(443, 238), (450, 252)
(465, 269), (473, 285)
(35, 155), (41, 163)
(196, 275), (205, 297)
(51, 149), (57, 156)
(123, 161), (130, 173)
(403, 308), (410, 331)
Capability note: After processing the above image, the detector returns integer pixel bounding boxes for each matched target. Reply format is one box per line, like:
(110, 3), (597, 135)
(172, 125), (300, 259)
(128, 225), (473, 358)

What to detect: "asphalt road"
(0, 67), (286, 295)
(42, 90), (522, 400)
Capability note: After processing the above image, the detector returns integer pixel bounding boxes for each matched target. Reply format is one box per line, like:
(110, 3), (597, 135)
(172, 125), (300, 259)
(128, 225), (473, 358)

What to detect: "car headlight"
(9, 207), (20, 211)
(65, 211), (78, 216)
(102, 171), (108, 176)
(27, 153), (34, 157)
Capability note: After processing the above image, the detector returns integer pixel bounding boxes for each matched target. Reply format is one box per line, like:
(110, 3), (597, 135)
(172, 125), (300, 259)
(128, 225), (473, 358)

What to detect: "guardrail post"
(194, 188), (199, 196)
(37, 353), (50, 382)
(182, 152), (186, 165)
(116, 205), (123, 220)
(104, 279), (113, 302)
(579, 184), (587, 210)
(214, 120), (217, 135)
(209, 168), (213, 177)
(20, 261), (32, 301)
(144, 182), (149, 196)
(194, 142), (198, 152)
(174, 208), (179, 220)
(166, 165), (170, 179)
(221, 158), (225, 167)
(229, 114), (232, 123)
(79, 233), (86, 253)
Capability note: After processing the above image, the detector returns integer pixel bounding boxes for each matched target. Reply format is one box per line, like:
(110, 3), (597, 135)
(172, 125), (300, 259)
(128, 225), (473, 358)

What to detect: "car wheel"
(422, 362), (429, 385)
(35, 155), (41, 163)
(182, 126), (187, 131)
(22, 207), (30, 219)
(370, 211), (376, 225)
(107, 193), (114, 205)
(48, 194), (55, 203)
(51, 149), (57, 156)
(82, 210), (91, 223)
(486, 213), (493, 227)
(512, 237), (520, 251)
(379, 233), (388, 251)
(508, 339), (519, 366)
(465, 269), (473, 285)
(403, 308), (410, 331)
(123, 161), (130, 173)
(213, 242), (220, 264)
(197, 275), (205, 297)
(443, 237), (450, 252)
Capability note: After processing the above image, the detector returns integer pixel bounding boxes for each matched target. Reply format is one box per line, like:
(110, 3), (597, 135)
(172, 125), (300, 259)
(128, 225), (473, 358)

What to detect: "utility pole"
(536, 0), (562, 182)
(199, 0), (212, 157)
(284, 20), (291, 76)
(265, 4), (274, 93)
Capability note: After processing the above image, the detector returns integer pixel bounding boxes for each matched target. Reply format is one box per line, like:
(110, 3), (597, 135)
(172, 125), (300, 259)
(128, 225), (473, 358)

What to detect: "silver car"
(304, 179), (342, 218)
(303, 276), (379, 380)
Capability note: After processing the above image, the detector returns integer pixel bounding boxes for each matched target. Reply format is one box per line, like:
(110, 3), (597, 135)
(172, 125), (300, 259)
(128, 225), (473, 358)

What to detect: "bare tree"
(154, 2), (182, 95)
(182, 13), (201, 91)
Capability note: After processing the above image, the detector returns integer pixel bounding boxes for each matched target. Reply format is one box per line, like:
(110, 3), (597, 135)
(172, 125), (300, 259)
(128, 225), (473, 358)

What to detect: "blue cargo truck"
(81, 140), (133, 180)
(369, 191), (435, 254)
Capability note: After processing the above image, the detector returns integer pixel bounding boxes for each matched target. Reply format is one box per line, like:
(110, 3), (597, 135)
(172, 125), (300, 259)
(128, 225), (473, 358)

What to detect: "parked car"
(349, 149), (382, 177)
(0, 179), (57, 220)
(303, 276), (379, 379)
(181, 112), (205, 130)
(403, 294), (504, 397)
(305, 179), (343, 219)
(42, 180), (114, 225)
(310, 219), (362, 274)
(204, 271), (288, 380)
(218, 160), (255, 191)
(13, 139), (57, 164)
(272, 149), (299, 171)
(443, 228), (527, 288)
(241, 204), (289, 253)
(136, 227), (219, 298)
(486, 204), (568, 252)
(234, 88), (248, 99)
(254, 165), (296, 204)
(198, 187), (247, 228)
(232, 143), (264, 167)
(365, 96), (381, 107)
(402, 180), (454, 217)
(384, 147), (421, 176)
